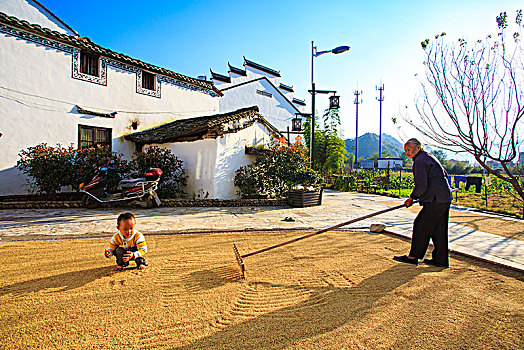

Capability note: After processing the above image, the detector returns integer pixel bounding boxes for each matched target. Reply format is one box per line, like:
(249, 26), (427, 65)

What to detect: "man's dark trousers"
(409, 202), (451, 265)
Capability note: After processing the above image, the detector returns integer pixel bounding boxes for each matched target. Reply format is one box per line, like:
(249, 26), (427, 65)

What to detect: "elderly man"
(393, 138), (452, 268)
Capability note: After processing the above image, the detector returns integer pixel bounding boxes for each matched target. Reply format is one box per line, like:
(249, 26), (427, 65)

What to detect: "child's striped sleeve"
(106, 234), (119, 255)
(133, 232), (147, 258)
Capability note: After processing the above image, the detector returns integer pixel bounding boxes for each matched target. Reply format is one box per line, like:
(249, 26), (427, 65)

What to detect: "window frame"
(142, 71), (156, 91)
(79, 51), (100, 77)
(78, 125), (112, 150)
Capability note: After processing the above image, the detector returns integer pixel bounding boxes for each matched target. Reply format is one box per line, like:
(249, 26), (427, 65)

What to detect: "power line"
(0, 85), (214, 116)
(0, 85), (293, 122)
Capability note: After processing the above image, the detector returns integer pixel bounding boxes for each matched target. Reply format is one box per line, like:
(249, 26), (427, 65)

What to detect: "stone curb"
(0, 198), (288, 209)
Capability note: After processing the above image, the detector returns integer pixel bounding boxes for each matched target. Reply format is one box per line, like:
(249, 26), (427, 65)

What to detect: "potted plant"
(287, 185), (323, 208)
(234, 141), (322, 206)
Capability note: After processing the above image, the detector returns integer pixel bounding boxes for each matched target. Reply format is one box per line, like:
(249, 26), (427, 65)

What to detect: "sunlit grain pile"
(1, 230), (522, 349)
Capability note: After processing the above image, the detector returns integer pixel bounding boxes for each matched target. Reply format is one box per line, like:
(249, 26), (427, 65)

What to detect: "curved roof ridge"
(228, 62), (247, 76)
(243, 57), (281, 77)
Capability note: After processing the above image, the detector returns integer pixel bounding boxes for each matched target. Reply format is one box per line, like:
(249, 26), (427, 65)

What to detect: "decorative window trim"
(136, 70), (161, 98)
(0, 24), (73, 53)
(72, 49), (107, 85)
(158, 75), (220, 97)
(0, 24), (219, 97)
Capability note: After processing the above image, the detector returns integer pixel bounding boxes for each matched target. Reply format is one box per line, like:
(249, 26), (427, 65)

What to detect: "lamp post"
(310, 41), (350, 167)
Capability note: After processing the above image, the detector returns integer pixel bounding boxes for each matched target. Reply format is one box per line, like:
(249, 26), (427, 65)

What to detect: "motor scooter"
(80, 164), (162, 209)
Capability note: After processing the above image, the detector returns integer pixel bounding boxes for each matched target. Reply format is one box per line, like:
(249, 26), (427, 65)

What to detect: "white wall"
(144, 122), (272, 200)
(147, 140), (217, 200)
(0, 26), (219, 195)
(377, 158), (403, 169)
(244, 65), (280, 86)
(219, 79), (298, 132)
(214, 123), (271, 199)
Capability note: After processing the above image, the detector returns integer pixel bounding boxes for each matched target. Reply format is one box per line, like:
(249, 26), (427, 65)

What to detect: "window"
(80, 51), (100, 77)
(142, 71), (156, 90)
(78, 125), (112, 149)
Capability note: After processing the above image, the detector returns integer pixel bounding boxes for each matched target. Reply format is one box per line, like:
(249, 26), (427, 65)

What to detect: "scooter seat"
(119, 178), (147, 188)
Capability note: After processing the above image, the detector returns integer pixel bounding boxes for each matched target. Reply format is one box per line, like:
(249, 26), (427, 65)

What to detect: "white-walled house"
(0, 0), (223, 196)
(209, 58), (308, 141)
(0, 0), (287, 199)
(124, 106), (281, 199)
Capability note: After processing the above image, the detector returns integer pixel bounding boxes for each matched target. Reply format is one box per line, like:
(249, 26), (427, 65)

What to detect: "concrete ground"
(1, 190), (523, 271)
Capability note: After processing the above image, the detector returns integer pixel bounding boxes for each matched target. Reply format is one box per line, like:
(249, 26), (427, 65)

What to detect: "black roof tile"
(243, 57), (281, 77)
(279, 83), (294, 92)
(292, 97), (306, 106)
(228, 62), (247, 76)
(0, 12), (222, 96)
(124, 106), (281, 144)
(210, 69), (231, 83)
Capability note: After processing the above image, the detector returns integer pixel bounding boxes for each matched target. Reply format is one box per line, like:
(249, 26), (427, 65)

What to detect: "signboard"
(377, 158), (403, 169)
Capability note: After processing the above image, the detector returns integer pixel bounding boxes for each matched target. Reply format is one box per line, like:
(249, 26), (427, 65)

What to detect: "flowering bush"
(131, 146), (187, 198)
(16, 144), (186, 198)
(17, 144), (129, 194)
(234, 141), (321, 198)
(17, 143), (76, 194)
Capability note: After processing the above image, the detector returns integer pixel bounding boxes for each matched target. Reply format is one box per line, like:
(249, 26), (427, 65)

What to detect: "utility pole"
(376, 84), (384, 158)
(310, 41), (316, 168)
(354, 89), (362, 168)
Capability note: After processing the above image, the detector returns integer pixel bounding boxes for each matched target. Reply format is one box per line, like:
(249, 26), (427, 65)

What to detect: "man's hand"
(404, 197), (414, 208)
(122, 251), (133, 262)
(104, 249), (112, 258)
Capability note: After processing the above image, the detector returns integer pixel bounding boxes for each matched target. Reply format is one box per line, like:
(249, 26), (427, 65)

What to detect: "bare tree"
(408, 10), (524, 205)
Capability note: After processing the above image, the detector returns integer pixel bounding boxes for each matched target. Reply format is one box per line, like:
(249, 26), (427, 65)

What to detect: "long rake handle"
(241, 203), (407, 258)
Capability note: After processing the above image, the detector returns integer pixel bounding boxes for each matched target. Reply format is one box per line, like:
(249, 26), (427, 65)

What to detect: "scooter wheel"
(82, 194), (99, 209)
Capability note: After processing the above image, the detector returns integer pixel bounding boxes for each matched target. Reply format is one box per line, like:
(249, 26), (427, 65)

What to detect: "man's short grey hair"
(404, 138), (423, 148)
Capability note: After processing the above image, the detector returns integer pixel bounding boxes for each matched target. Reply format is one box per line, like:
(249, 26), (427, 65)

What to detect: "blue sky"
(42, 0), (522, 159)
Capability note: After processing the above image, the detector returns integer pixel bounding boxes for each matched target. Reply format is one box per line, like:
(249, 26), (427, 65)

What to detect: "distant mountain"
(344, 133), (404, 159)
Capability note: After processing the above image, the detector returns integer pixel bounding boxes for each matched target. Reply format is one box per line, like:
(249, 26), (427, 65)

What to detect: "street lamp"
(310, 41), (350, 167)
(329, 94), (340, 110)
(291, 115), (303, 132)
(281, 113), (309, 146)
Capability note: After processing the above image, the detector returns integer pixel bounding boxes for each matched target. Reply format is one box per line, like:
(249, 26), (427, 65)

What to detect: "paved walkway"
(1, 190), (523, 271)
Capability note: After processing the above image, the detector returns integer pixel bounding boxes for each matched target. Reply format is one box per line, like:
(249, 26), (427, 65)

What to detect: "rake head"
(233, 244), (245, 279)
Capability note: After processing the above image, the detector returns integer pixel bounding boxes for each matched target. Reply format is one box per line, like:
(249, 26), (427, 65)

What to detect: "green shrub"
(233, 165), (261, 198)
(131, 146), (187, 198)
(333, 175), (354, 192)
(234, 141), (321, 198)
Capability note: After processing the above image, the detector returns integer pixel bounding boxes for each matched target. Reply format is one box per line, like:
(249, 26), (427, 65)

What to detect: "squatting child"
(105, 212), (148, 271)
